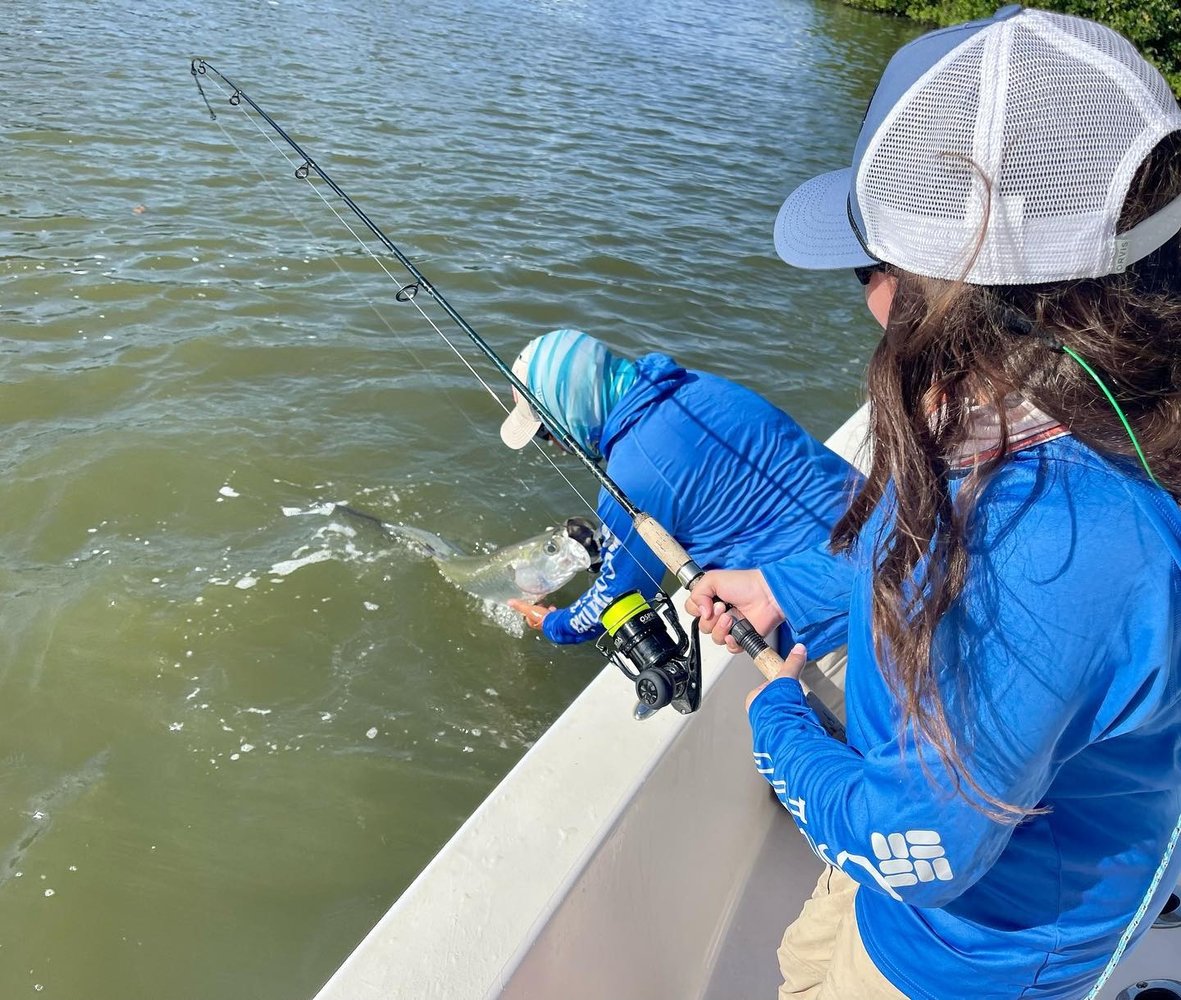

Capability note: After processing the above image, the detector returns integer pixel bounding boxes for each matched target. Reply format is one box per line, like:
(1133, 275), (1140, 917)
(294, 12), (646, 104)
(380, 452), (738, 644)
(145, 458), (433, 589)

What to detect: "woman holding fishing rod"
(689, 7), (1181, 999)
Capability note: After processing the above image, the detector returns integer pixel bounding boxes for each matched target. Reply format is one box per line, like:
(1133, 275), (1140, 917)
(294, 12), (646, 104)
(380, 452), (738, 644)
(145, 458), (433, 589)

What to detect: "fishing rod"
(189, 59), (838, 732)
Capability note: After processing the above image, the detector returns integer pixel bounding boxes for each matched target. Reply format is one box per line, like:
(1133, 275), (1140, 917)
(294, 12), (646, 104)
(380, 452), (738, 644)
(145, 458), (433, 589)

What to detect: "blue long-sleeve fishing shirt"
(752, 435), (1181, 999)
(541, 353), (856, 644)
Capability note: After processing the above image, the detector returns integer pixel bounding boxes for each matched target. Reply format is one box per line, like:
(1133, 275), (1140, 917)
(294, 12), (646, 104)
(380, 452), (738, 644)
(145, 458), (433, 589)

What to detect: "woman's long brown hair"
(831, 130), (1181, 820)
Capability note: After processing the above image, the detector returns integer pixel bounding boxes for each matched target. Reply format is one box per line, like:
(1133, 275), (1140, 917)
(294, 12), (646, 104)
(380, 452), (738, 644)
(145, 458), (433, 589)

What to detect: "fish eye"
(544, 540), (557, 554)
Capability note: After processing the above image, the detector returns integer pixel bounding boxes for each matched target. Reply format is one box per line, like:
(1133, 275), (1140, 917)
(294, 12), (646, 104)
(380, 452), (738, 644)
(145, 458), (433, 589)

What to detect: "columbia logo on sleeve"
(870, 830), (954, 887)
(754, 751), (956, 899)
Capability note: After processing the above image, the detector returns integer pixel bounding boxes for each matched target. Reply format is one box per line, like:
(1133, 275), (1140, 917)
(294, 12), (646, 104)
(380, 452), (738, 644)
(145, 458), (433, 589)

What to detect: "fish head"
(510, 523), (595, 600)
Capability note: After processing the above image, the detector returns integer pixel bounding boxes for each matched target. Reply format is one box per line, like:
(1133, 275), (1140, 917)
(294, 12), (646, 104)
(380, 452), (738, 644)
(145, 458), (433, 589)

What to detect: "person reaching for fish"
(500, 329), (857, 650)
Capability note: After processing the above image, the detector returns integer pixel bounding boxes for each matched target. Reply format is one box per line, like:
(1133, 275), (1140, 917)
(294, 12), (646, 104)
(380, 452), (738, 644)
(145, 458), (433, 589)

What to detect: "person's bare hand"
(507, 599), (556, 631)
(684, 569), (784, 653)
(745, 642), (807, 712)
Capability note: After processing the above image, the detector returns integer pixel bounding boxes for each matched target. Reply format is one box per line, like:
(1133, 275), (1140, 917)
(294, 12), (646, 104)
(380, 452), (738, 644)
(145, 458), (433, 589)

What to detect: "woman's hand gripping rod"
(632, 514), (781, 676)
(623, 516), (845, 740)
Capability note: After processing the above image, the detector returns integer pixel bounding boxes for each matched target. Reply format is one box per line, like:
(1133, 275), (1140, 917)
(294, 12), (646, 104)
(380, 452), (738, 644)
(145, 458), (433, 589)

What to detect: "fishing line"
(190, 60), (665, 592)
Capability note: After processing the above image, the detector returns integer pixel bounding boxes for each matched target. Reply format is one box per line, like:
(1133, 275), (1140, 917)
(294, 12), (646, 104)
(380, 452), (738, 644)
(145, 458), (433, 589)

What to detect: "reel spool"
(596, 590), (702, 718)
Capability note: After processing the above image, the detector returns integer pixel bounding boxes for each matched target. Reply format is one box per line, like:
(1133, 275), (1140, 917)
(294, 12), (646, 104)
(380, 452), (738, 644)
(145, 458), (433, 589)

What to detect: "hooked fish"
(435, 518), (599, 604)
(333, 506), (600, 605)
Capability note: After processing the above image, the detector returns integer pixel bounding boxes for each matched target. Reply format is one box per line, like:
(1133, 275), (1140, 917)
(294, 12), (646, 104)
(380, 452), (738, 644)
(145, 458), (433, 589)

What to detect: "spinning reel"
(596, 590), (702, 719)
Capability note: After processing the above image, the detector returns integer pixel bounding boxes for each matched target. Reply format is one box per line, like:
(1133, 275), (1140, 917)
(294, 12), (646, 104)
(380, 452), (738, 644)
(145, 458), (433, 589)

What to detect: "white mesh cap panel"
(859, 35), (989, 280)
(854, 9), (1181, 285)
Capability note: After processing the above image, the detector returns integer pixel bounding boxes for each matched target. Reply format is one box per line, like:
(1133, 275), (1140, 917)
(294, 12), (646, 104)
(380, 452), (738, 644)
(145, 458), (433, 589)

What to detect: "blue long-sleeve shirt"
(753, 435), (1181, 999)
(542, 353), (857, 643)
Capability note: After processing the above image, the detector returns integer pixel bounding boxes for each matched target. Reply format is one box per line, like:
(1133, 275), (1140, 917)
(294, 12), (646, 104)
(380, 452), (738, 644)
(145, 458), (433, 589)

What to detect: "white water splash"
(269, 548), (334, 577)
(280, 501), (340, 517)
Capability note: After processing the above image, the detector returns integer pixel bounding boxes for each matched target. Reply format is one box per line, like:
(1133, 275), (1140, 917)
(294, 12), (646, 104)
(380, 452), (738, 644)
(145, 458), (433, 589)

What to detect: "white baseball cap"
(774, 5), (1181, 284)
(499, 339), (542, 449)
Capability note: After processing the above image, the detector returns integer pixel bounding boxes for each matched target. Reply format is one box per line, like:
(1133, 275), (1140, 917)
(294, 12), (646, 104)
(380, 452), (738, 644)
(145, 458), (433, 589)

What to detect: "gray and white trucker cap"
(773, 5), (1181, 284)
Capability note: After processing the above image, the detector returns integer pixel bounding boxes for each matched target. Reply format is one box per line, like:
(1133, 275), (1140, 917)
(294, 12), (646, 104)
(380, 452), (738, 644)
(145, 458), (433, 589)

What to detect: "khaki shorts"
(772, 648), (903, 997)
(777, 866), (909, 1000)
(797, 648), (849, 727)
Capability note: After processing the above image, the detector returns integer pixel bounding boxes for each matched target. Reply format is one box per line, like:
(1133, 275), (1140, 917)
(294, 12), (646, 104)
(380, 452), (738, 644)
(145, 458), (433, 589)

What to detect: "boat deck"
(702, 791), (818, 1000)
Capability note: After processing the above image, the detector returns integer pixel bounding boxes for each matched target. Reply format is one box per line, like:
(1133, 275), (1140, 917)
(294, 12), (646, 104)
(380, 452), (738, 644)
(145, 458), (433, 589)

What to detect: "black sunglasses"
(534, 425), (553, 443)
(854, 264), (886, 286)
